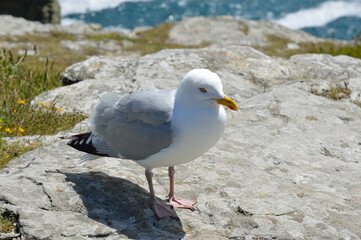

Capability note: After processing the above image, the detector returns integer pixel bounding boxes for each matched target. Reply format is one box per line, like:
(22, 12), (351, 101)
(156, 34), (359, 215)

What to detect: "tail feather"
(67, 132), (116, 158)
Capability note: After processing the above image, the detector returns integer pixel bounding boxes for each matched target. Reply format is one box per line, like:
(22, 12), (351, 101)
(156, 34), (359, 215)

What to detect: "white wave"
(274, 0), (361, 29)
(58, 0), (153, 16)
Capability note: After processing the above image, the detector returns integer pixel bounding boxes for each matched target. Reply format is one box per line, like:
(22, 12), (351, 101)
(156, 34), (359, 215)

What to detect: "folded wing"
(83, 88), (176, 160)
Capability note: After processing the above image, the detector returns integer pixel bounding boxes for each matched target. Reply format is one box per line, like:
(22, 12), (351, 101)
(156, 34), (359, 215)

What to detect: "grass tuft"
(0, 139), (42, 169)
(0, 49), (86, 168)
(311, 86), (351, 100)
(0, 210), (17, 233)
(310, 84), (361, 108)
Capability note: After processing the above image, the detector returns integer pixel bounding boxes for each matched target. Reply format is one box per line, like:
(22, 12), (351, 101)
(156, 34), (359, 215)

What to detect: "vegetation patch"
(1, 31), (87, 74)
(0, 138), (42, 169)
(310, 84), (361, 108)
(0, 49), (86, 168)
(0, 209), (18, 233)
(311, 86), (351, 100)
(257, 34), (361, 59)
(85, 32), (129, 41)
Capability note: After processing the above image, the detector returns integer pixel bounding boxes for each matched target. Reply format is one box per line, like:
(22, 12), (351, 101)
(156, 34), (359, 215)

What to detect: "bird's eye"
(199, 88), (207, 93)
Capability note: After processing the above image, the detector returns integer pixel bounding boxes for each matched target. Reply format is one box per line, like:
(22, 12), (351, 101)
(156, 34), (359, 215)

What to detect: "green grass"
(257, 34), (361, 59)
(0, 138), (42, 169)
(0, 49), (86, 168)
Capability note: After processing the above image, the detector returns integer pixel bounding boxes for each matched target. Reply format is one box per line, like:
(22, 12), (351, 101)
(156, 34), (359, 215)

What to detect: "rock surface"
(0, 15), (102, 37)
(36, 46), (361, 114)
(167, 16), (324, 47)
(1, 15), (361, 240)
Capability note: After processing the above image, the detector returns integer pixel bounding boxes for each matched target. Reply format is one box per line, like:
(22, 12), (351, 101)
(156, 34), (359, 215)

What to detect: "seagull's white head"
(176, 69), (238, 111)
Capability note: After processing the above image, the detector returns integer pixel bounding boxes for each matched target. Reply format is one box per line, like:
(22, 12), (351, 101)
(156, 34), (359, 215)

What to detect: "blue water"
(61, 0), (361, 40)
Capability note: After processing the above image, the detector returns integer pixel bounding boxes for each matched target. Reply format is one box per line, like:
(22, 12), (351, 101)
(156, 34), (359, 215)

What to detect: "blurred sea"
(59, 0), (361, 40)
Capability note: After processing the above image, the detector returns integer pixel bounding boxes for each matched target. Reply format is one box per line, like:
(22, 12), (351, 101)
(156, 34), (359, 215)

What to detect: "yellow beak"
(212, 96), (238, 111)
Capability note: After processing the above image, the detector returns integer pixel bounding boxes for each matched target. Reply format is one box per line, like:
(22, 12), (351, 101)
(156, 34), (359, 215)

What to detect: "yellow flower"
(5, 128), (13, 134)
(18, 127), (25, 133)
(0, 119), (2, 123)
(0, 126), (2, 129)
(40, 102), (44, 105)
(6, 155), (9, 159)
(60, 108), (63, 111)
(55, 107), (59, 111)
(17, 100), (25, 104)
(13, 109), (16, 113)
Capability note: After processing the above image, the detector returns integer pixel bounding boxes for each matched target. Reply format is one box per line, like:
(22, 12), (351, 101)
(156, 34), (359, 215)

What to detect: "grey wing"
(89, 88), (176, 160)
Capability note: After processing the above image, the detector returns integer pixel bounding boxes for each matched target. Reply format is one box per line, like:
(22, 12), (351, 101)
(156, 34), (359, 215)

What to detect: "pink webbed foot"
(168, 197), (196, 210)
(153, 200), (179, 220)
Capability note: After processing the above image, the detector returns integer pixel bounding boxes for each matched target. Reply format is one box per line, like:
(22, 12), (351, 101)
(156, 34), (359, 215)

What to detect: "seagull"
(67, 69), (238, 219)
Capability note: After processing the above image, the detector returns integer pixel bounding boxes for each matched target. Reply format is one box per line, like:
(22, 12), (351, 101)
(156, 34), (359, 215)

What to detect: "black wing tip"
(67, 132), (109, 157)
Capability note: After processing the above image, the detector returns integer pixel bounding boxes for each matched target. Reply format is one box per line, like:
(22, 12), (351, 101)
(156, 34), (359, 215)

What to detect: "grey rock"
(0, 15), (102, 37)
(58, 55), (139, 86)
(2, 16), (361, 240)
(349, 78), (361, 102)
(168, 16), (323, 47)
(37, 46), (361, 115)
(2, 82), (361, 239)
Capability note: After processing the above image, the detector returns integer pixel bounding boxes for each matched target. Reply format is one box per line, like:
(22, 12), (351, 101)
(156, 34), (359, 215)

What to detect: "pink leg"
(168, 166), (196, 210)
(145, 170), (178, 219)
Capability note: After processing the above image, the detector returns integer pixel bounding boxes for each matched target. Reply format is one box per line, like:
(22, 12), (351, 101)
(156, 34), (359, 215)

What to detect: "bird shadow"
(55, 170), (185, 239)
